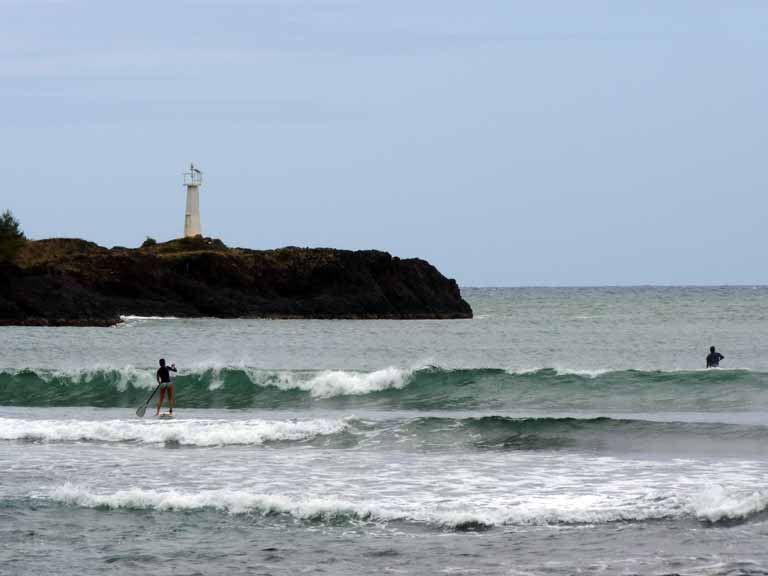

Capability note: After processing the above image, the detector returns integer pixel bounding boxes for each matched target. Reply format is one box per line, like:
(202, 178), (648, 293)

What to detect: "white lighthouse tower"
(183, 163), (203, 237)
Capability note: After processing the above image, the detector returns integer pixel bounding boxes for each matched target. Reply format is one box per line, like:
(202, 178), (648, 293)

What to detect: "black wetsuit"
(706, 352), (724, 368)
(156, 365), (177, 386)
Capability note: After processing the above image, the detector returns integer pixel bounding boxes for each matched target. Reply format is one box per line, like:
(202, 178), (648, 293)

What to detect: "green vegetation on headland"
(0, 210), (26, 262)
(0, 231), (472, 326)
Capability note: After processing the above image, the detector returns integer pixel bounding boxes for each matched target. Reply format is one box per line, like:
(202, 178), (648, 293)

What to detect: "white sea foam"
(39, 484), (667, 527)
(504, 367), (614, 378)
(689, 485), (768, 523)
(0, 417), (348, 446)
(253, 366), (412, 398)
(118, 315), (180, 321)
(298, 367), (411, 398)
(173, 364), (412, 397)
(41, 483), (767, 528)
(0, 363), (415, 397)
(1, 365), (158, 390)
(505, 367), (547, 375)
(552, 367), (613, 378)
(48, 484), (394, 521)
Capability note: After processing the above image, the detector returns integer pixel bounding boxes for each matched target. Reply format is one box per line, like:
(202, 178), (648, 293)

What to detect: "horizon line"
(459, 284), (768, 289)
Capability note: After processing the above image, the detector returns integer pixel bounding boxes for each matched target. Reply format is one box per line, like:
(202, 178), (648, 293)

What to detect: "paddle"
(135, 383), (162, 418)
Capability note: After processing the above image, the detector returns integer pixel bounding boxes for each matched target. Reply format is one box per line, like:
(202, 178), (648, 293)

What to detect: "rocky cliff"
(0, 237), (472, 325)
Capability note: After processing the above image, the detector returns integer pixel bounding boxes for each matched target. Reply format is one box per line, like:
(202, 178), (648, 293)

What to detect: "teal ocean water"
(3, 287), (768, 575)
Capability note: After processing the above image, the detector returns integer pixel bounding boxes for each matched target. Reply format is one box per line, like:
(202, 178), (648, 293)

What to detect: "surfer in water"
(156, 358), (177, 416)
(706, 346), (724, 368)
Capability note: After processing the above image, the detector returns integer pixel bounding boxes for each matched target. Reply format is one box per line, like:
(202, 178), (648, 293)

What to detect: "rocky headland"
(0, 237), (473, 326)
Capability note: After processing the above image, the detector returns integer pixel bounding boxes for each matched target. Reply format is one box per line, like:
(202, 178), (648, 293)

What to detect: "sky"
(1, 1), (766, 286)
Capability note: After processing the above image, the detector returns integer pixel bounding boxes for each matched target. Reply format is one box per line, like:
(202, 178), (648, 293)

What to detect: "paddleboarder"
(156, 358), (177, 416)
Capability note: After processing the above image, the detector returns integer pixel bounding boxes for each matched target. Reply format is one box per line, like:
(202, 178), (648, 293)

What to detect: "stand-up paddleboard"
(158, 413), (174, 419)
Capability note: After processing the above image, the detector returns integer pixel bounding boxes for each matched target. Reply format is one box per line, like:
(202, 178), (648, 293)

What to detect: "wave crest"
(690, 485), (768, 524)
(38, 484), (768, 528)
(2, 365), (768, 410)
(0, 416), (348, 446)
(4, 415), (767, 453)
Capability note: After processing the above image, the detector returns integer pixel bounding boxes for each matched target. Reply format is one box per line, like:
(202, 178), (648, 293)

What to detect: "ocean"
(2, 287), (768, 575)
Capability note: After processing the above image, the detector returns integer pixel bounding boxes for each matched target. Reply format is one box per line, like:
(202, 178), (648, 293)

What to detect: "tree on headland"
(0, 210), (26, 262)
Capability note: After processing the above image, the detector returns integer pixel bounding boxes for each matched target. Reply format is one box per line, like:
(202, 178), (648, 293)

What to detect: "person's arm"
(170, 364), (178, 373)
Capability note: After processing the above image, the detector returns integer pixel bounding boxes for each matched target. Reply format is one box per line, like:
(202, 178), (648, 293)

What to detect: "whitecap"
(689, 485), (768, 523)
(0, 416), (348, 447)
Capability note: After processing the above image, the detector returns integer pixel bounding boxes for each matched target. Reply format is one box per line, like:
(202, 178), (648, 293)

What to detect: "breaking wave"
(28, 483), (768, 529)
(2, 415), (767, 452)
(0, 416), (349, 447)
(1, 366), (768, 411)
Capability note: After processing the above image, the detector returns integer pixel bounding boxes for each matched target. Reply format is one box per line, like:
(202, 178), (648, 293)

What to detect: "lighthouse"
(183, 163), (202, 237)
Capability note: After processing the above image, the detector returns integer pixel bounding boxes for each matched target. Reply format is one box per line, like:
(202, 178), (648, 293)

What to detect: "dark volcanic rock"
(0, 237), (472, 326)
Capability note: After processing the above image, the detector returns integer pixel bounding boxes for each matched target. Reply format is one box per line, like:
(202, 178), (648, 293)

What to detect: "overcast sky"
(1, 1), (766, 286)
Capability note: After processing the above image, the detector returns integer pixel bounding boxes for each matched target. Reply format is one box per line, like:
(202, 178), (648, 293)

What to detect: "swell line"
(3, 415), (768, 454)
(1, 366), (768, 410)
(11, 483), (768, 529)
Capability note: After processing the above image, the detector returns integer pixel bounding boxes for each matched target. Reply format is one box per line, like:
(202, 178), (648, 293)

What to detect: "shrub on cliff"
(0, 210), (26, 262)
(142, 237), (157, 248)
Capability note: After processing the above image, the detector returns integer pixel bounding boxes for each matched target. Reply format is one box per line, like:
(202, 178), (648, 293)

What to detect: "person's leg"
(168, 384), (174, 414)
(156, 386), (165, 415)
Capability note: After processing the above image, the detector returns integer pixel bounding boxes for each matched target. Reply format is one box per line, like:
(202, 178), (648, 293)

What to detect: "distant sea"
(2, 287), (768, 575)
